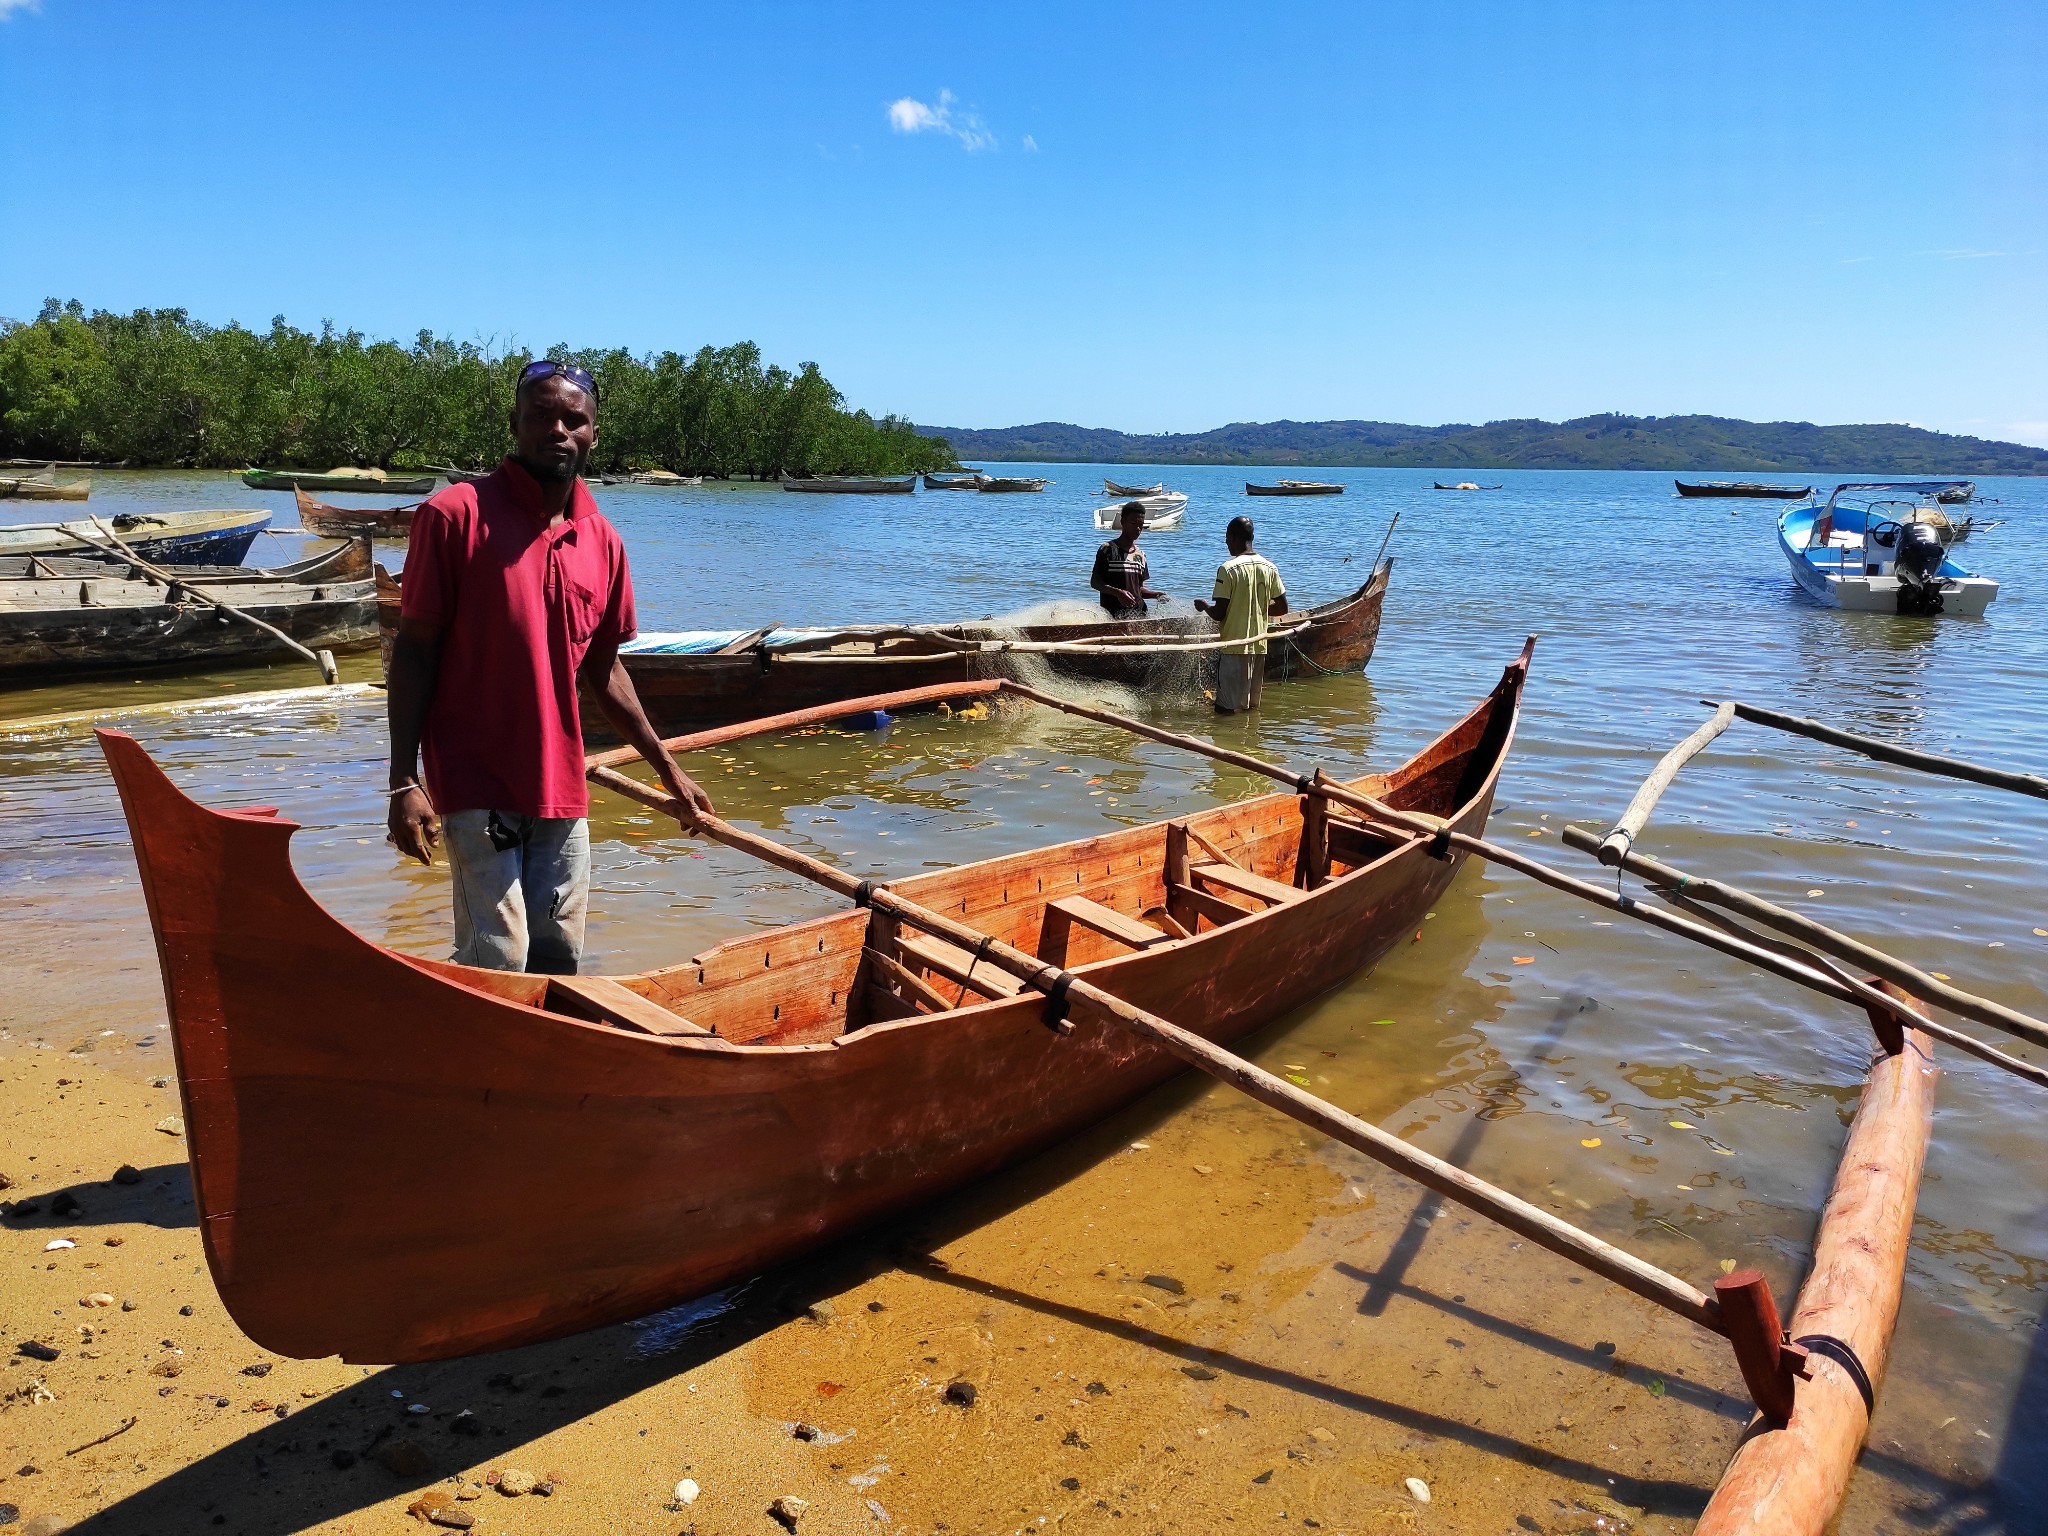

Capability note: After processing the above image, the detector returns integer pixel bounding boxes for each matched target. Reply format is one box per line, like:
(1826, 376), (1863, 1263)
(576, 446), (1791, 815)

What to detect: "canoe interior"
(97, 640), (1529, 1362)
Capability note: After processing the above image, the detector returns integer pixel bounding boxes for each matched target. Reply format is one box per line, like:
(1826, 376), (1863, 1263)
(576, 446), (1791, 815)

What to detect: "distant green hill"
(914, 414), (2048, 474)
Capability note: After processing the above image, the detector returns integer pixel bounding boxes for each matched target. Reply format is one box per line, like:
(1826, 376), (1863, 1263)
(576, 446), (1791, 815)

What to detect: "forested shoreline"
(0, 300), (959, 479)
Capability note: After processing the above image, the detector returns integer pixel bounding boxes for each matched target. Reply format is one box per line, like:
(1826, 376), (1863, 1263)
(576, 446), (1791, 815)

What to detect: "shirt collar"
(497, 455), (596, 527)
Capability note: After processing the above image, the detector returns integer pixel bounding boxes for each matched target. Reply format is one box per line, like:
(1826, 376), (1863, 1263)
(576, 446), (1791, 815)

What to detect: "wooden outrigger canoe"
(97, 641), (1526, 1362)
(294, 487), (420, 540)
(243, 467), (437, 495)
(1245, 479), (1344, 496)
(779, 473), (918, 494)
(378, 559), (1392, 736)
(0, 538), (377, 683)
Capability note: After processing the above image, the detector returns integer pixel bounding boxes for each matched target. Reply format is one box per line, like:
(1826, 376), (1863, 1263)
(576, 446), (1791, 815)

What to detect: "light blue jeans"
(443, 810), (590, 975)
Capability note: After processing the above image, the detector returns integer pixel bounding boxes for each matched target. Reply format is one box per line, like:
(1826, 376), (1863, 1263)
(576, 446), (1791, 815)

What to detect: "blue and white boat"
(0, 507), (271, 567)
(1777, 482), (1997, 616)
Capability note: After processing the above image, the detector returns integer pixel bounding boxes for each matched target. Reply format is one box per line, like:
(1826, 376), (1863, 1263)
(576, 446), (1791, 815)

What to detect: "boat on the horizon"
(0, 507), (270, 566)
(978, 475), (1051, 493)
(94, 637), (1523, 1361)
(1777, 482), (1997, 616)
(243, 467), (437, 495)
(1674, 480), (1812, 499)
(1104, 477), (1167, 497)
(1433, 481), (1502, 491)
(780, 474), (918, 494)
(923, 472), (985, 490)
(1246, 479), (1344, 496)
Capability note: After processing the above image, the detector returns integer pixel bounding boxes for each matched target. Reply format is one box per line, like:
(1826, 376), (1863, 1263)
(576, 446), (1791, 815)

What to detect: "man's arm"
(386, 615), (446, 865)
(1088, 545), (1127, 603)
(581, 648), (716, 822)
(1268, 593), (1289, 617)
(1196, 595), (1229, 622)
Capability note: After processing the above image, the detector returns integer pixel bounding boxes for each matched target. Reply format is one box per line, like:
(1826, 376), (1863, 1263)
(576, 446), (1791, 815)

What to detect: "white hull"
(1776, 524), (1997, 616)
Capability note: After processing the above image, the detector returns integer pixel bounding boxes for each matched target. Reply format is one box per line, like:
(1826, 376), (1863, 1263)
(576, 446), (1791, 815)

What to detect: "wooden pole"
(62, 522), (340, 685)
(1714, 699), (2048, 802)
(585, 764), (1726, 1337)
(1694, 981), (1937, 1535)
(991, 681), (1945, 1040)
(1596, 702), (1736, 864)
(1559, 824), (2048, 1055)
(583, 678), (1004, 772)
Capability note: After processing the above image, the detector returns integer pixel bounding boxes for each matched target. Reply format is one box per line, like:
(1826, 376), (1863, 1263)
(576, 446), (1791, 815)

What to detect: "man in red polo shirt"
(385, 359), (713, 973)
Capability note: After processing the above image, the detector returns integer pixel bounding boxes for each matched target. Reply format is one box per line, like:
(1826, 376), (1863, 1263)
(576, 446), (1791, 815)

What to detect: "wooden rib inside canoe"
(94, 644), (1527, 1363)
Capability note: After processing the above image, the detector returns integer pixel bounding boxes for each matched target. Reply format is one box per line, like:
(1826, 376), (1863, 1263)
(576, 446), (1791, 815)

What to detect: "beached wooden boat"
(242, 468), (437, 495)
(380, 560), (1390, 735)
(96, 639), (1525, 1361)
(923, 472), (985, 490)
(1674, 480), (1812, 499)
(780, 474), (918, 494)
(1245, 479), (1344, 496)
(294, 488), (419, 540)
(0, 507), (270, 566)
(0, 538), (376, 683)
(0, 468), (91, 501)
(1104, 478), (1166, 497)
(978, 476), (1050, 493)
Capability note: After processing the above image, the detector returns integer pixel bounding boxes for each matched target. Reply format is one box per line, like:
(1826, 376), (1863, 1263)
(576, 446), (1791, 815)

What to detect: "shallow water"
(3, 465), (2044, 1531)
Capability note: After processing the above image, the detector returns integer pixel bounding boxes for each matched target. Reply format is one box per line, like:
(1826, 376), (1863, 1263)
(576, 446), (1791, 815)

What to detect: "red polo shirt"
(401, 458), (636, 819)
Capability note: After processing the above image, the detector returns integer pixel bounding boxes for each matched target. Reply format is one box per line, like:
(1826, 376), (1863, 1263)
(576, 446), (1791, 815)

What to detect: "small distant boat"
(1674, 480), (1812, 500)
(621, 470), (703, 487)
(978, 476), (1050, 493)
(1935, 481), (1976, 504)
(431, 465), (491, 486)
(923, 472), (985, 490)
(0, 538), (376, 683)
(0, 508), (270, 566)
(1246, 480), (1344, 497)
(295, 489), (418, 541)
(243, 468), (437, 495)
(0, 466), (91, 502)
(1093, 503), (1184, 531)
(780, 474), (918, 495)
(1777, 482), (1997, 616)
(1104, 477), (1166, 497)
(1433, 482), (1503, 491)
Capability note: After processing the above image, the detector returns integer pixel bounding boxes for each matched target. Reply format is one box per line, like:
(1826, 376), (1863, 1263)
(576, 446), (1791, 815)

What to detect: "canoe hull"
(0, 509), (271, 567)
(295, 489), (417, 540)
(244, 471), (437, 495)
(1676, 481), (1813, 499)
(1245, 482), (1343, 496)
(98, 639), (1525, 1362)
(0, 479), (91, 501)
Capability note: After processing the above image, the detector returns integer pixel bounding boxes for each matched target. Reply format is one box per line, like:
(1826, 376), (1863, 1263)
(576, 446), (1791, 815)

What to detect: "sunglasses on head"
(517, 358), (599, 406)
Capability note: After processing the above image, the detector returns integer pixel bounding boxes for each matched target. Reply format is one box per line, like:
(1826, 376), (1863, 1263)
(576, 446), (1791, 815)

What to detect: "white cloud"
(0, 0), (43, 18)
(885, 90), (997, 152)
(1021, 134), (1038, 153)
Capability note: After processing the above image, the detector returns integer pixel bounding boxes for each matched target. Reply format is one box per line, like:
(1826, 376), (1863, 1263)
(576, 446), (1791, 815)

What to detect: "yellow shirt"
(1212, 552), (1286, 655)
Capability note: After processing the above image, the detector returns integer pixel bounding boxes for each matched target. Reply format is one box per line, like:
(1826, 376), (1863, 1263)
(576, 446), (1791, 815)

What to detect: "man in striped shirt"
(1089, 502), (1167, 617)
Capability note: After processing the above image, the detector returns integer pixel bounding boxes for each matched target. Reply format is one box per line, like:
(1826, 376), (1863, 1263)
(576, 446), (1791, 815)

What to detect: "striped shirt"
(1091, 538), (1151, 617)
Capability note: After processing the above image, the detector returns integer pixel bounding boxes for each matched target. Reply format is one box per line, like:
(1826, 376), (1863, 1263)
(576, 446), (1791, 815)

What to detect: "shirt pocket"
(559, 578), (607, 646)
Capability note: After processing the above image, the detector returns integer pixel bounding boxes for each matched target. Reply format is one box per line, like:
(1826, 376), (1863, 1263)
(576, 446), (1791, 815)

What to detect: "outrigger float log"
(96, 652), (2025, 1533)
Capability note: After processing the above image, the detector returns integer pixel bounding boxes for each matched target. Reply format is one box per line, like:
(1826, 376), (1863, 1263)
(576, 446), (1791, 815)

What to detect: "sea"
(3, 463), (2043, 1532)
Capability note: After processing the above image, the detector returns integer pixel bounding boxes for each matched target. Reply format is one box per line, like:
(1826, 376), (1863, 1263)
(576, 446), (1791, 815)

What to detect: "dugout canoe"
(978, 475), (1050, 492)
(294, 487), (419, 540)
(779, 474), (918, 494)
(0, 469), (91, 501)
(1674, 480), (1813, 499)
(97, 636), (1527, 1361)
(243, 467), (437, 495)
(0, 507), (270, 566)
(1245, 479), (1344, 496)
(377, 560), (1391, 735)
(1104, 477), (1167, 497)
(923, 472), (985, 490)
(0, 538), (376, 683)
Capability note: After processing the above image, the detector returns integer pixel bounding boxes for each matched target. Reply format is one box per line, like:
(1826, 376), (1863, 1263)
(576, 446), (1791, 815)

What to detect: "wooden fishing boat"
(923, 472), (985, 490)
(621, 470), (703, 486)
(1674, 480), (1813, 499)
(96, 638), (1526, 1361)
(1934, 481), (1975, 504)
(379, 560), (1390, 734)
(1104, 477), (1167, 497)
(0, 468), (91, 501)
(0, 538), (376, 683)
(1245, 479), (1344, 496)
(436, 466), (491, 485)
(0, 507), (270, 566)
(242, 467), (437, 495)
(978, 475), (1050, 493)
(780, 474), (918, 494)
(293, 488), (419, 540)
(1778, 483), (1997, 616)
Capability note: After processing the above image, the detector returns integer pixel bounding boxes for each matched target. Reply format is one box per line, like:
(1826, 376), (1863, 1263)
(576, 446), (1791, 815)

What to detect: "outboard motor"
(1894, 519), (1947, 614)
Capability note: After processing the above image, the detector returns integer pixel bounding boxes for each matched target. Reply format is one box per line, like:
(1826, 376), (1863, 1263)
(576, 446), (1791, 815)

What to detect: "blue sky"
(2, 1), (2043, 441)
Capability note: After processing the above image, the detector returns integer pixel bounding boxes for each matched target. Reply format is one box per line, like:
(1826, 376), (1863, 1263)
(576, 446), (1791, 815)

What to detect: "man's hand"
(655, 753), (715, 825)
(388, 784), (440, 866)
